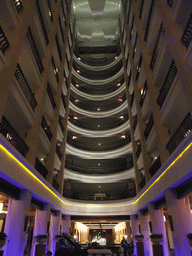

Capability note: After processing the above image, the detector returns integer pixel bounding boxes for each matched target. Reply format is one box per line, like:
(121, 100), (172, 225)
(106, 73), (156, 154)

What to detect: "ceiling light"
(40, 158), (44, 161)
(120, 116), (124, 119)
(98, 163), (100, 166)
(77, 70), (80, 73)
(117, 83), (121, 86)
(154, 156), (157, 160)
(115, 56), (118, 59)
(98, 143), (101, 145)
(74, 116), (78, 120)
(118, 99), (123, 102)
(76, 84), (79, 88)
(98, 108), (100, 111)
(68, 116), (70, 119)
(72, 136), (77, 139)
(121, 135), (126, 139)
(98, 125), (100, 127)
(78, 57), (81, 61)
(75, 99), (79, 103)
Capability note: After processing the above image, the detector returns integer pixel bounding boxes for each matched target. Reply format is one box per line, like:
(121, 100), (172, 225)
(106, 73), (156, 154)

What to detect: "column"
(130, 215), (140, 255)
(4, 190), (32, 256)
(61, 215), (71, 234)
(31, 204), (51, 256)
(139, 213), (153, 256)
(165, 189), (192, 256)
(48, 211), (62, 254)
(148, 203), (169, 256)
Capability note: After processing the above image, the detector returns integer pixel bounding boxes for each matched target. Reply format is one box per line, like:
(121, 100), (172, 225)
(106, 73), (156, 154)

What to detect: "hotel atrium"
(0, 0), (192, 255)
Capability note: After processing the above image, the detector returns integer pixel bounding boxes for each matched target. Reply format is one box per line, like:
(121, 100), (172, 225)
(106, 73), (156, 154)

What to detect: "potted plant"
(187, 233), (192, 247)
(134, 234), (144, 242)
(55, 234), (64, 241)
(34, 234), (48, 244)
(150, 234), (163, 244)
(0, 232), (7, 248)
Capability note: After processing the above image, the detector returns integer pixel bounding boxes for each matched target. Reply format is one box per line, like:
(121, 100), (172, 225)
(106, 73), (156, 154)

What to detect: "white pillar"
(148, 203), (169, 256)
(48, 211), (62, 254)
(31, 203), (51, 256)
(165, 189), (192, 256)
(130, 215), (139, 255)
(61, 215), (70, 234)
(4, 190), (32, 256)
(139, 213), (153, 256)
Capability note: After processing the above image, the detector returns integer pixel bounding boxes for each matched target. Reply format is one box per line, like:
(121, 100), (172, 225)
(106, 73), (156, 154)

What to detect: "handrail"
(139, 0), (145, 19)
(181, 13), (192, 49)
(59, 116), (64, 132)
(157, 60), (177, 108)
(0, 116), (29, 157)
(47, 83), (56, 109)
(149, 156), (161, 177)
(140, 81), (148, 107)
(144, 0), (155, 42)
(51, 57), (59, 82)
(0, 26), (10, 55)
(14, 0), (23, 13)
(41, 116), (52, 141)
(166, 112), (192, 154)
(150, 23), (165, 70)
(55, 34), (62, 61)
(144, 114), (154, 140)
(36, 0), (49, 45)
(35, 157), (48, 179)
(15, 64), (37, 111)
(26, 27), (44, 74)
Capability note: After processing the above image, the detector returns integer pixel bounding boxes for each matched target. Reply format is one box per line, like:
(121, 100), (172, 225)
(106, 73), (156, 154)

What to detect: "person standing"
(121, 237), (128, 256)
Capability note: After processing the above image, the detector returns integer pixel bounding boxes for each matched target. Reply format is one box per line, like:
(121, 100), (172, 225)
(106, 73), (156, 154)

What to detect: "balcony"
(61, 92), (66, 109)
(166, 112), (192, 154)
(14, 0), (23, 14)
(133, 114), (138, 131)
(56, 145), (62, 160)
(47, 83), (56, 109)
(36, 0), (49, 45)
(144, 114), (154, 140)
(136, 142), (142, 159)
(150, 23), (165, 70)
(41, 116), (52, 141)
(51, 57), (59, 82)
(144, 0), (155, 42)
(55, 34), (62, 61)
(15, 64), (37, 111)
(58, 16), (65, 43)
(157, 60), (177, 108)
(26, 27), (44, 74)
(0, 116), (29, 157)
(130, 92), (135, 108)
(59, 116), (64, 132)
(181, 13), (192, 49)
(52, 177), (59, 191)
(35, 157), (48, 179)
(140, 81), (148, 107)
(149, 156), (161, 177)
(0, 26), (10, 55)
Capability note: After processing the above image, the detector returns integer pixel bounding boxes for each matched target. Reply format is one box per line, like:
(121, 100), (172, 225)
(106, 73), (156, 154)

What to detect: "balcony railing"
(15, 64), (37, 111)
(144, 114), (154, 140)
(136, 142), (142, 159)
(167, 0), (174, 8)
(47, 83), (56, 109)
(14, 0), (23, 13)
(52, 177), (59, 191)
(144, 0), (155, 42)
(0, 116), (29, 157)
(55, 34), (62, 61)
(59, 116), (64, 132)
(139, 0), (145, 19)
(136, 55), (142, 81)
(133, 114), (138, 131)
(166, 112), (192, 154)
(181, 12), (192, 49)
(140, 81), (148, 107)
(130, 92), (135, 108)
(36, 0), (49, 45)
(56, 145), (62, 160)
(150, 23), (165, 70)
(0, 26), (10, 55)
(41, 116), (52, 141)
(149, 156), (161, 177)
(139, 176), (146, 190)
(35, 157), (48, 179)
(51, 57), (59, 82)
(26, 27), (44, 74)
(157, 60), (177, 108)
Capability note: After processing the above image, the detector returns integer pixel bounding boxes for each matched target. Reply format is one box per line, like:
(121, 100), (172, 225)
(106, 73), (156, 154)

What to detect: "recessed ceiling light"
(74, 116), (78, 120)
(115, 56), (118, 59)
(75, 99), (79, 103)
(121, 135), (126, 139)
(78, 57), (81, 60)
(77, 70), (80, 73)
(76, 84), (79, 88)
(98, 108), (100, 111)
(98, 125), (100, 127)
(40, 158), (44, 161)
(98, 143), (101, 145)
(120, 116), (124, 119)
(72, 136), (77, 139)
(117, 83), (121, 86)
(98, 163), (100, 166)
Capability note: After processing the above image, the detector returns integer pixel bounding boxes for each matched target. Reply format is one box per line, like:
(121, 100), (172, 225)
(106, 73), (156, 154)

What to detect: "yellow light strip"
(0, 141), (192, 209)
